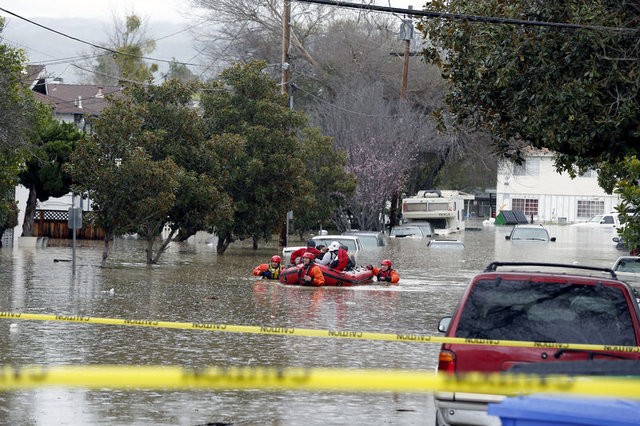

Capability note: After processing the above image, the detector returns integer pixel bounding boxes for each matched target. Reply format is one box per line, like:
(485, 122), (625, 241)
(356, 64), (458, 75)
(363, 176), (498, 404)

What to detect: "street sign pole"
(68, 195), (83, 273)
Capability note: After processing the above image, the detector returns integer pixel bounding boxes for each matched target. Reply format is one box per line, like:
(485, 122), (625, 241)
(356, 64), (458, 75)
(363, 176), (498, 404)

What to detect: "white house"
(6, 66), (118, 246)
(496, 149), (620, 224)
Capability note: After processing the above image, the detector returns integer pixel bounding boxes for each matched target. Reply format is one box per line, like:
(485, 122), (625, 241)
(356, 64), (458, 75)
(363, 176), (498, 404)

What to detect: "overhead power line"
(0, 7), (207, 67)
(294, 0), (638, 33)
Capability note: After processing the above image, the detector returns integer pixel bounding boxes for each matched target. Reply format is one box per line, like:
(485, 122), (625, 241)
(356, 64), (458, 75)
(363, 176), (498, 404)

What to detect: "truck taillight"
(438, 349), (456, 374)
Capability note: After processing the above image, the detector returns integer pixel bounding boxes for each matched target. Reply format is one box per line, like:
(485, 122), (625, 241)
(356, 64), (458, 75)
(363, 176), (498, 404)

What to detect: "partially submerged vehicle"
(505, 224), (556, 242)
(401, 190), (474, 235)
(434, 261), (640, 425)
(312, 235), (363, 260)
(612, 255), (640, 286)
(427, 239), (464, 249)
(571, 212), (621, 228)
(342, 230), (386, 247)
(389, 225), (425, 239)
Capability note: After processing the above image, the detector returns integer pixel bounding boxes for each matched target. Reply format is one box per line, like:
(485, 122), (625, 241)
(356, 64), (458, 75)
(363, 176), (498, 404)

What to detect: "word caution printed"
(0, 366), (639, 398)
(2, 311), (639, 353)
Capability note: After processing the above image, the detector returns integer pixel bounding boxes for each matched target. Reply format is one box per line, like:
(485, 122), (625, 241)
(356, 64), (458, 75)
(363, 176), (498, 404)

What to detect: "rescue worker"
(289, 240), (322, 265)
(367, 259), (400, 285)
(299, 252), (325, 286)
(253, 255), (283, 280)
(316, 241), (349, 271)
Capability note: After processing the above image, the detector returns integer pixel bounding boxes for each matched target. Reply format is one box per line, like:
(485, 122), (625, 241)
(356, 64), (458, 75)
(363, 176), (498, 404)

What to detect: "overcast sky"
(0, 0), (416, 84)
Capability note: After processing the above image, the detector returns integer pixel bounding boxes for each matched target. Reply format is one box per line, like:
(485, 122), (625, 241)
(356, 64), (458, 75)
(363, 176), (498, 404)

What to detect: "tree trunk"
(101, 232), (113, 268)
(278, 213), (287, 247)
(21, 185), (37, 237)
(216, 231), (233, 255)
(389, 191), (399, 228)
(145, 236), (155, 264)
(153, 228), (177, 264)
(252, 236), (259, 249)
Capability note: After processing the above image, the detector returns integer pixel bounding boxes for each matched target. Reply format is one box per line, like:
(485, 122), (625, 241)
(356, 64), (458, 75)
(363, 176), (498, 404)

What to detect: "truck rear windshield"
(456, 279), (636, 346)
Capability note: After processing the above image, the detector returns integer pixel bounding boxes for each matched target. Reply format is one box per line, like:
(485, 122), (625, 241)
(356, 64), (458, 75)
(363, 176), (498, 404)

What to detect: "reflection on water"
(0, 223), (624, 425)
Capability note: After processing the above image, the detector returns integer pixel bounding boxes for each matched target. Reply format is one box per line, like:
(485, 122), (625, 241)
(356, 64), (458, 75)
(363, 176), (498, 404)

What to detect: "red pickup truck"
(435, 262), (640, 426)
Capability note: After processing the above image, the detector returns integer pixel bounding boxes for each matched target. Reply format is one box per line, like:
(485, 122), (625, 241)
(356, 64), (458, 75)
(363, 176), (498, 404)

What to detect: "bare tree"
(190, 1), (493, 229)
(190, 0), (334, 78)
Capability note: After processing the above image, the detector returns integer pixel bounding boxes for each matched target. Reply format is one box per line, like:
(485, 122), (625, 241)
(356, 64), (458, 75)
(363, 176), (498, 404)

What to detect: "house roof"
(32, 91), (84, 115)
(21, 64), (46, 91)
(42, 83), (121, 115)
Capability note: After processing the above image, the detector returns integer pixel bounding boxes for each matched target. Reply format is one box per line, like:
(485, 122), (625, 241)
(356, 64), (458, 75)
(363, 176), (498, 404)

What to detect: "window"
(577, 200), (604, 218)
(512, 198), (538, 215)
(579, 169), (597, 178)
(456, 280), (635, 345)
(513, 159), (540, 176)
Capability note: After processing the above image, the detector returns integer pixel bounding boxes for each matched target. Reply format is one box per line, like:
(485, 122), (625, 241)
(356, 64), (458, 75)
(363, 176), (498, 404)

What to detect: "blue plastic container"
(487, 395), (640, 426)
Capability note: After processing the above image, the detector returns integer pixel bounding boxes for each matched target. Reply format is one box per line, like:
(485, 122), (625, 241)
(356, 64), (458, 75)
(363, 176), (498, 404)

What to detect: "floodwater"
(0, 223), (625, 425)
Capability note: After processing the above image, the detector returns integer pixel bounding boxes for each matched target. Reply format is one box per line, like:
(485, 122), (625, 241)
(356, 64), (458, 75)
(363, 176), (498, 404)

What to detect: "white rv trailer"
(401, 190), (475, 235)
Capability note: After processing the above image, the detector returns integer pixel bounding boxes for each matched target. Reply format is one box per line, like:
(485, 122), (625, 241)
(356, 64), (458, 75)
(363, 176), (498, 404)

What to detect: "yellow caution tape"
(2, 311), (640, 353)
(0, 365), (639, 398)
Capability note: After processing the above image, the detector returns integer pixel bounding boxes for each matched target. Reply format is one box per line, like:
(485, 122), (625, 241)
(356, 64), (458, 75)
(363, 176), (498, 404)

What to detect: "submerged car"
(434, 261), (640, 426)
(389, 225), (424, 238)
(505, 224), (556, 242)
(403, 221), (434, 237)
(612, 256), (640, 286)
(312, 235), (363, 260)
(572, 213), (620, 228)
(427, 239), (464, 249)
(342, 230), (386, 247)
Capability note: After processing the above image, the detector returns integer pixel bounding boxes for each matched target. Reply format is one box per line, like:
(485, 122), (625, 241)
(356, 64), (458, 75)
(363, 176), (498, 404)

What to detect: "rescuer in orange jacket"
(367, 259), (400, 285)
(299, 252), (325, 286)
(253, 255), (283, 280)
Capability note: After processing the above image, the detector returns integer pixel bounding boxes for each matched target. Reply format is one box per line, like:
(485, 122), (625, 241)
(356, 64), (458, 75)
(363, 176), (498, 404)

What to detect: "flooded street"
(0, 223), (624, 425)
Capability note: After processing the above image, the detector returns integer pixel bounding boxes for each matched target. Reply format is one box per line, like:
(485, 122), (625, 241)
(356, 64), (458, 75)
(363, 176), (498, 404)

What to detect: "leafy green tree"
(18, 118), (83, 236)
(0, 17), (50, 241)
(0, 150), (21, 243)
(91, 14), (158, 85)
(293, 128), (356, 237)
(419, 0), (640, 246)
(614, 157), (640, 253)
(200, 61), (310, 254)
(122, 80), (233, 259)
(68, 93), (179, 266)
(69, 79), (231, 265)
(418, 0), (640, 172)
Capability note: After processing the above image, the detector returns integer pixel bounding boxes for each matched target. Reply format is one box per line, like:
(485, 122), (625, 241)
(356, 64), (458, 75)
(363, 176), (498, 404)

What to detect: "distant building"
(9, 65), (120, 245)
(496, 149), (619, 224)
(22, 65), (120, 133)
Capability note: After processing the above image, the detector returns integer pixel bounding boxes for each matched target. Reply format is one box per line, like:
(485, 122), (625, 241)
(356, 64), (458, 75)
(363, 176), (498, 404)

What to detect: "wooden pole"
(279, 0), (292, 246)
(281, 0), (291, 96)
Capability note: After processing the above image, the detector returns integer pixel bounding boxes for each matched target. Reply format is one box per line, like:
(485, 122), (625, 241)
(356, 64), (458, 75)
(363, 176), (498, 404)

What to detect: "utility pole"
(281, 0), (291, 96)
(400, 6), (413, 99)
(389, 5), (414, 229)
(279, 0), (292, 247)
(400, 5), (413, 99)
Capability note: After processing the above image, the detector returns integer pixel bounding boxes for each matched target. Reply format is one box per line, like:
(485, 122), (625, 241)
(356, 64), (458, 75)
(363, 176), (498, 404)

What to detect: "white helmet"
(328, 241), (341, 251)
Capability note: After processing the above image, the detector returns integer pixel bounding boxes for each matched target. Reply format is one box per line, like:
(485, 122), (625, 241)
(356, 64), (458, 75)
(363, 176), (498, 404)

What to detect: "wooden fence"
(33, 210), (105, 240)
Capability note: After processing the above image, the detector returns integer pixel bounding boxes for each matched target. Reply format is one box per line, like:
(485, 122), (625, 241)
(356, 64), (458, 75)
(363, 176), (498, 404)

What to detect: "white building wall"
(13, 185), (30, 244)
(496, 152), (620, 223)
